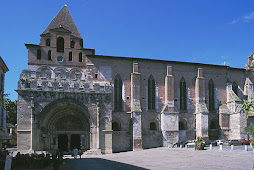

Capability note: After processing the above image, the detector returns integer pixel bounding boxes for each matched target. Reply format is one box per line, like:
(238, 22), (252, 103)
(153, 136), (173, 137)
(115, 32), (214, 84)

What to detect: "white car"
(186, 140), (196, 147)
(216, 139), (226, 145)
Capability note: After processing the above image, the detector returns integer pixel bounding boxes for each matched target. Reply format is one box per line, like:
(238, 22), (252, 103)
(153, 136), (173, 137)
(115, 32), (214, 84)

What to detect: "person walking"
(72, 148), (78, 159)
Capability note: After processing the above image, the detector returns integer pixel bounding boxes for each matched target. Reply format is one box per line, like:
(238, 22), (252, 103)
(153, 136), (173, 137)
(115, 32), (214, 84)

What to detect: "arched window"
(71, 40), (75, 48)
(179, 121), (187, 130)
(79, 52), (83, 62)
(69, 52), (73, 61)
(57, 37), (64, 52)
(209, 79), (215, 111)
(114, 74), (122, 111)
(150, 122), (157, 130)
(37, 49), (41, 60)
(232, 82), (238, 96)
(46, 39), (50, 46)
(148, 75), (156, 110)
(180, 77), (187, 110)
(48, 50), (51, 60)
(79, 39), (83, 48)
(112, 122), (121, 131)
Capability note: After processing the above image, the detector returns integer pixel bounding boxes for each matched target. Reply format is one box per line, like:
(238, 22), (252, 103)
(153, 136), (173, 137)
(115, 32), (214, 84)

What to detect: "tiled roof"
(41, 5), (82, 39)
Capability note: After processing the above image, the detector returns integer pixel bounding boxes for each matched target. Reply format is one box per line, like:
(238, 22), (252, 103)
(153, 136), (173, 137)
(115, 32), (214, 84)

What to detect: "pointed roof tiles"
(42, 5), (82, 39)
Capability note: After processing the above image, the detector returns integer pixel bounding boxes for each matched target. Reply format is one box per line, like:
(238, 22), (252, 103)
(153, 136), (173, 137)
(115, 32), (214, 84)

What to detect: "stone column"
(195, 68), (209, 140)
(131, 62), (142, 151)
(161, 66), (179, 146)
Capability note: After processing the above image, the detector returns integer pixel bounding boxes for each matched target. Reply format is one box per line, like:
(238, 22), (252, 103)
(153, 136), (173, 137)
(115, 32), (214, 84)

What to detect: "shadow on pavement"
(60, 158), (148, 170)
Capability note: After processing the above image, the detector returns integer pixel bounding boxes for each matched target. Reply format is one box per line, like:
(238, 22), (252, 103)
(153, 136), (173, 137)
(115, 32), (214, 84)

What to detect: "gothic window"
(69, 52), (73, 61)
(79, 52), (83, 62)
(37, 49), (41, 60)
(57, 37), (64, 52)
(180, 77), (187, 111)
(114, 74), (122, 111)
(150, 122), (157, 130)
(79, 39), (83, 48)
(71, 40), (75, 48)
(209, 79), (215, 111)
(232, 82), (238, 96)
(48, 50), (51, 60)
(148, 75), (156, 110)
(179, 121), (186, 130)
(46, 39), (50, 46)
(112, 122), (121, 131)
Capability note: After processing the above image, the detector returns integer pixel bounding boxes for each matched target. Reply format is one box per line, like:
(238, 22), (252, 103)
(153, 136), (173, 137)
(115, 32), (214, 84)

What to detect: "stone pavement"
(55, 147), (254, 170)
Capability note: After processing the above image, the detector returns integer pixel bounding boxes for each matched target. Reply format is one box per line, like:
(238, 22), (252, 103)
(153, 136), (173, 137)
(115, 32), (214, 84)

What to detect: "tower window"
(57, 37), (64, 52)
(112, 122), (121, 131)
(48, 50), (51, 60)
(79, 39), (83, 48)
(179, 121), (187, 130)
(69, 52), (73, 61)
(232, 82), (238, 96)
(79, 52), (83, 62)
(46, 39), (50, 46)
(114, 74), (122, 111)
(150, 122), (157, 130)
(37, 49), (41, 60)
(209, 79), (215, 111)
(148, 75), (156, 110)
(71, 40), (75, 48)
(180, 77), (187, 111)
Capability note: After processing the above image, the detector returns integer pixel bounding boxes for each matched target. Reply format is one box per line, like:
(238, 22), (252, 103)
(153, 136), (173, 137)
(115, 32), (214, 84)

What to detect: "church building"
(17, 5), (254, 154)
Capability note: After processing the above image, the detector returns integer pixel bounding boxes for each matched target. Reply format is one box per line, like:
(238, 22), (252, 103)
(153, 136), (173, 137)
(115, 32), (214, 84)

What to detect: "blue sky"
(1, 0), (254, 100)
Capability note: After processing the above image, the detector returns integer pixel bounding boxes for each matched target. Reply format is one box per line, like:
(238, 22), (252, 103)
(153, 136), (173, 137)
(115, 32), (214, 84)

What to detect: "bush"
(195, 137), (205, 150)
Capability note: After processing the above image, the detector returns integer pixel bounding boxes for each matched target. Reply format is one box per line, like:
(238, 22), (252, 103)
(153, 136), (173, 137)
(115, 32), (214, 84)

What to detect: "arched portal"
(38, 99), (92, 152)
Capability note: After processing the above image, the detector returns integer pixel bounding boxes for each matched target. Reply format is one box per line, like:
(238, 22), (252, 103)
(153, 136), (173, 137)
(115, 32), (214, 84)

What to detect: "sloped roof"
(41, 5), (82, 39)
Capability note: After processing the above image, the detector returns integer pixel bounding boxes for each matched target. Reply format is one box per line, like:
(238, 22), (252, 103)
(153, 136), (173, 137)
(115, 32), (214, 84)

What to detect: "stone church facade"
(17, 5), (254, 154)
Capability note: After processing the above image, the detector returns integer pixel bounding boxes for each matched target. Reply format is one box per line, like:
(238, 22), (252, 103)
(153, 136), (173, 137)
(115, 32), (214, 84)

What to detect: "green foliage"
(194, 137), (205, 150)
(4, 98), (17, 125)
(245, 124), (254, 136)
(250, 139), (254, 147)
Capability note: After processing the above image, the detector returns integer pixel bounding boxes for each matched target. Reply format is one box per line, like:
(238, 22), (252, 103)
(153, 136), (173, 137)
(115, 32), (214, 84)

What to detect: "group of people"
(72, 148), (83, 159)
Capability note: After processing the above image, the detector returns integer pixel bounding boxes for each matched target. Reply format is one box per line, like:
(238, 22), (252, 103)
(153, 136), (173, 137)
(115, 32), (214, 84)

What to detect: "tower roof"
(41, 5), (82, 39)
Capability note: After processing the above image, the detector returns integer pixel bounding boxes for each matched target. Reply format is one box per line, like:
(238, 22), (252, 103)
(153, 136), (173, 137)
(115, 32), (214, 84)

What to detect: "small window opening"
(112, 122), (120, 131)
(46, 39), (50, 46)
(71, 40), (75, 48)
(48, 50), (51, 60)
(57, 37), (64, 52)
(95, 73), (98, 79)
(69, 52), (73, 61)
(37, 49), (41, 60)
(79, 52), (83, 62)
(150, 122), (157, 130)
(79, 39), (83, 48)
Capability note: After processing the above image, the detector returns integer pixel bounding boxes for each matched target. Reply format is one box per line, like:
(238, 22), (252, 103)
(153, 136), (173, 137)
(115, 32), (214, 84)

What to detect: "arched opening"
(46, 39), (51, 46)
(180, 77), (187, 111)
(209, 119), (219, 140)
(71, 40), (75, 48)
(179, 121), (187, 130)
(79, 39), (83, 48)
(209, 79), (215, 111)
(79, 52), (83, 62)
(112, 122), (121, 131)
(37, 49), (41, 60)
(148, 75), (156, 110)
(149, 122), (157, 130)
(39, 99), (91, 152)
(114, 74), (122, 111)
(69, 52), (73, 61)
(57, 37), (64, 52)
(48, 50), (51, 60)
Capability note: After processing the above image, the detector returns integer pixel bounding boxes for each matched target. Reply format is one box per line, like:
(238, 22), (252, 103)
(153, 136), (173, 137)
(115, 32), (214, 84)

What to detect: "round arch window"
(57, 56), (64, 62)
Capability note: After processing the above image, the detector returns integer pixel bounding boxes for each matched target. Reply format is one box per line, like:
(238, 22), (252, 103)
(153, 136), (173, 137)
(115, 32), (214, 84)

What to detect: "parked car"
(239, 139), (249, 145)
(186, 140), (196, 147)
(205, 140), (217, 146)
(216, 139), (226, 145)
(174, 141), (188, 147)
(224, 140), (242, 146)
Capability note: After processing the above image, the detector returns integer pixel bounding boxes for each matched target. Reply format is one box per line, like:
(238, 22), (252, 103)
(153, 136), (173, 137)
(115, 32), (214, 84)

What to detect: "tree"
(4, 98), (17, 125)
(242, 98), (254, 139)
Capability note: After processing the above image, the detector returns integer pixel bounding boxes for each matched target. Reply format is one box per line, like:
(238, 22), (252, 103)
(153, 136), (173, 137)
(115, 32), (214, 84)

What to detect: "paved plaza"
(57, 147), (254, 170)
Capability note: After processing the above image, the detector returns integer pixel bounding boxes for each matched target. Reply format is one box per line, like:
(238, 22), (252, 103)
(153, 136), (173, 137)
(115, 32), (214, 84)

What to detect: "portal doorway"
(71, 134), (81, 150)
(58, 134), (68, 151)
